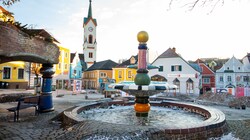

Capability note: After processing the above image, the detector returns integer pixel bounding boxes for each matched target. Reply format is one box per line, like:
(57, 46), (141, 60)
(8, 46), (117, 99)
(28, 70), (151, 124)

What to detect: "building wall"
(112, 68), (137, 83)
(149, 57), (200, 95)
(216, 57), (250, 89)
(0, 6), (14, 22)
(53, 45), (70, 89)
(0, 61), (28, 89)
(83, 70), (113, 89)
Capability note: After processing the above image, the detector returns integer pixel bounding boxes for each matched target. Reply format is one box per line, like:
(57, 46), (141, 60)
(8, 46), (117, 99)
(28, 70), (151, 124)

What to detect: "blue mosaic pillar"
(39, 63), (55, 112)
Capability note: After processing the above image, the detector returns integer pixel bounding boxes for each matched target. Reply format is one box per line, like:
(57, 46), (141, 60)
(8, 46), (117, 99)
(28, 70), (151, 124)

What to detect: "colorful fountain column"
(134, 31), (151, 117)
(39, 63), (55, 112)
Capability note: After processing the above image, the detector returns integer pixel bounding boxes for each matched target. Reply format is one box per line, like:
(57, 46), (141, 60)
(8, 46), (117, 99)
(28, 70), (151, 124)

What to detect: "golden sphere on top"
(137, 31), (149, 43)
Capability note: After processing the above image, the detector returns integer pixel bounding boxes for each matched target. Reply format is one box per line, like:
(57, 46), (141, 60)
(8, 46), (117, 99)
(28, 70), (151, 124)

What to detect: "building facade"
(196, 59), (215, 94)
(112, 55), (138, 83)
(0, 6), (14, 23)
(83, 60), (117, 90)
(216, 56), (250, 89)
(53, 44), (70, 90)
(70, 52), (85, 91)
(149, 48), (201, 95)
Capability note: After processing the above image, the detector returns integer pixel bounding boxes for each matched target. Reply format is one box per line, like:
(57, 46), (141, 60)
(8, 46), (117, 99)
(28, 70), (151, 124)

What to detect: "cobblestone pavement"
(0, 90), (250, 139)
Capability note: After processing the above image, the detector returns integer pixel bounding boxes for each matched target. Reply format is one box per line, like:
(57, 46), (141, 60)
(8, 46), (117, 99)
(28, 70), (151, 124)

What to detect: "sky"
(2, 0), (250, 63)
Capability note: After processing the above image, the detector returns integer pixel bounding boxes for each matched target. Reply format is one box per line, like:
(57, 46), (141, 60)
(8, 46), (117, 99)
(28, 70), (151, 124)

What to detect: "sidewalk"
(0, 89), (105, 121)
(0, 89), (107, 139)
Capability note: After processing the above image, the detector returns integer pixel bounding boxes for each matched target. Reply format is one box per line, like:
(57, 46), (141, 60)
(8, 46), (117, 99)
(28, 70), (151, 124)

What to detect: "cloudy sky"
(3, 0), (250, 62)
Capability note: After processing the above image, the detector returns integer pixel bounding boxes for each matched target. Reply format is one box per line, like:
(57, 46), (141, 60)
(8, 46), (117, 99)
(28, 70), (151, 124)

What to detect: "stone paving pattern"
(0, 90), (250, 139)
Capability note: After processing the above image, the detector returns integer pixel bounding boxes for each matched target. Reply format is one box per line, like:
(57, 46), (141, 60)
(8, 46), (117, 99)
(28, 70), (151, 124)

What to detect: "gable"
(199, 63), (214, 75)
(216, 56), (244, 72)
(84, 17), (97, 27)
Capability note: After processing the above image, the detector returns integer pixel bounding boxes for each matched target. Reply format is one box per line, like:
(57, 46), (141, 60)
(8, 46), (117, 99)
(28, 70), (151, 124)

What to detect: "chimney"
(172, 47), (176, 52)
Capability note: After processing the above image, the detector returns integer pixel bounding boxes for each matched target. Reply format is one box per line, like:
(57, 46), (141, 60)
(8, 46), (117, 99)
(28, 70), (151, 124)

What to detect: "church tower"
(83, 0), (97, 68)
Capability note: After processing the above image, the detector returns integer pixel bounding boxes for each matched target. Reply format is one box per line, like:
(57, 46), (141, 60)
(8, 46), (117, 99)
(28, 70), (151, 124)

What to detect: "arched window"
(186, 78), (194, 94)
(88, 35), (93, 44)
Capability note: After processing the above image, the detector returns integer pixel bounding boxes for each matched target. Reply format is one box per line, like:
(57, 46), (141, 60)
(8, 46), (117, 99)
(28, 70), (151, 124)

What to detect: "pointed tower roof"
(83, 0), (97, 26)
(88, 0), (92, 18)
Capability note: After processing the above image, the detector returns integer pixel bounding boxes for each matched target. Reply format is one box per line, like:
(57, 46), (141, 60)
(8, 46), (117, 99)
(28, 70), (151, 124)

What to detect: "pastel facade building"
(216, 56), (250, 89)
(149, 48), (201, 95)
(112, 55), (138, 83)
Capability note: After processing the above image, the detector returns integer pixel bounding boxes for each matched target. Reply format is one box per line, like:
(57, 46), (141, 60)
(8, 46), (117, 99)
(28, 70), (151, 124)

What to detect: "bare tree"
(168, 0), (225, 13)
(0, 0), (20, 6)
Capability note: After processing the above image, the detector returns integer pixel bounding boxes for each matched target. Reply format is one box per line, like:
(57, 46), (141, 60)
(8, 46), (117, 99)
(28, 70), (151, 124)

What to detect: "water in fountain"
(80, 105), (205, 129)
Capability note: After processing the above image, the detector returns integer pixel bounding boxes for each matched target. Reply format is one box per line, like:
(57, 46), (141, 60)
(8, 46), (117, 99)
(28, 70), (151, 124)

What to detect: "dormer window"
(130, 57), (136, 64)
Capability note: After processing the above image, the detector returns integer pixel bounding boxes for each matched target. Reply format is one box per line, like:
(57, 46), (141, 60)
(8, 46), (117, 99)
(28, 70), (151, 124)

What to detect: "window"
(219, 76), (223, 82)
(118, 71), (122, 78)
(203, 78), (210, 84)
(88, 35), (93, 44)
(171, 65), (182, 71)
(3, 67), (11, 79)
(173, 78), (180, 88)
(64, 64), (67, 69)
(65, 52), (68, 58)
(18, 68), (24, 79)
(89, 52), (93, 58)
(238, 67), (240, 70)
(227, 76), (232, 82)
(130, 57), (136, 64)
(158, 66), (163, 72)
(58, 63), (61, 69)
(128, 71), (132, 78)
(186, 78), (194, 90)
(243, 76), (249, 82)
(100, 72), (107, 78)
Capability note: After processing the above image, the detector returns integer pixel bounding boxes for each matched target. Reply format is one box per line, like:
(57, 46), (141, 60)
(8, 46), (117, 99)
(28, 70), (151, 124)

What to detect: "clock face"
(88, 27), (93, 32)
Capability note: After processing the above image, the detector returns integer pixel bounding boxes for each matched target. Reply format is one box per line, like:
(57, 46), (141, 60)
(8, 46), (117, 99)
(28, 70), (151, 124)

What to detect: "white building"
(149, 48), (201, 95)
(216, 56), (250, 89)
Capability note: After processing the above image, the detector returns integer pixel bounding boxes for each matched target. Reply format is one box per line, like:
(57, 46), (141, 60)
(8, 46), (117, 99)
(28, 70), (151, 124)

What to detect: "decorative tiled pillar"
(134, 31), (151, 117)
(39, 63), (55, 112)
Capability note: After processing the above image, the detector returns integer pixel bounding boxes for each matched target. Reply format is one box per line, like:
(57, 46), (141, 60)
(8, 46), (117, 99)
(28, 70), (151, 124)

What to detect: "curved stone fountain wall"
(62, 99), (227, 139)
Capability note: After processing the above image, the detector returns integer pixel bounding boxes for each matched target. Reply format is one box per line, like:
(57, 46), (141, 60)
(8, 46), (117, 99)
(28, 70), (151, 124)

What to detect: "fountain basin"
(62, 99), (228, 139)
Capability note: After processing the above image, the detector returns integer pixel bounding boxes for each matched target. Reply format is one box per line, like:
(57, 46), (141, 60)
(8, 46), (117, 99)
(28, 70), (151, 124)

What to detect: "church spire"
(88, 0), (92, 18)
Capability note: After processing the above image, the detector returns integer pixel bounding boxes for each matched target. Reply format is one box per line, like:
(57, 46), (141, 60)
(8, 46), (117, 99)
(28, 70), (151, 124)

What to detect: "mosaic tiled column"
(39, 63), (55, 112)
(134, 31), (151, 117)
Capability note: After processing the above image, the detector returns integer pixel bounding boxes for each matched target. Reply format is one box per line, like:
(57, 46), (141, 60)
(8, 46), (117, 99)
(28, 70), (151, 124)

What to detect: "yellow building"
(0, 6), (27, 89)
(53, 43), (70, 89)
(112, 55), (138, 83)
(83, 60), (117, 90)
(0, 6), (14, 23)
(0, 61), (28, 89)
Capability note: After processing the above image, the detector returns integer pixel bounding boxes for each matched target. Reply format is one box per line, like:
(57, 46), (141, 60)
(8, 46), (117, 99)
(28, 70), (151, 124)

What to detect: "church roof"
(88, 0), (92, 18)
(83, 0), (97, 26)
(86, 59), (118, 71)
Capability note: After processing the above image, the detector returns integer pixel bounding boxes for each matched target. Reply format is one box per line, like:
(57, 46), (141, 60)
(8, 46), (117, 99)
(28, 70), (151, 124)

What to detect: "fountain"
(61, 31), (228, 139)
